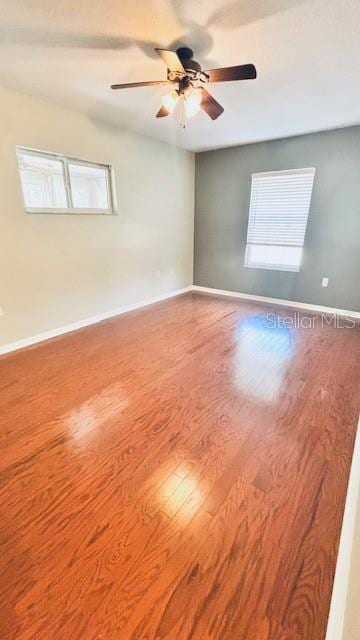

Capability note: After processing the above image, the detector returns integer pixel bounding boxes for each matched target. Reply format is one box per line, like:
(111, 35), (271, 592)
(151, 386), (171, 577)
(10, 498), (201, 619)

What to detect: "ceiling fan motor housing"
(176, 47), (201, 74)
(184, 59), (202, 73)
(176, 47), (194, 60)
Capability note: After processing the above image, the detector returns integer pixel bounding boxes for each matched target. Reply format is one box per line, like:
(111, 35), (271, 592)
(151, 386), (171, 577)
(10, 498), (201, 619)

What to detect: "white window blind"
(244, 168), (316, 272)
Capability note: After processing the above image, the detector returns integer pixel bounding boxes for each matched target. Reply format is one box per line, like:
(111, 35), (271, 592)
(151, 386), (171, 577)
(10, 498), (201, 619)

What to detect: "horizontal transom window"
(244, 168), (316, 272)
(16, 147), (116, 215)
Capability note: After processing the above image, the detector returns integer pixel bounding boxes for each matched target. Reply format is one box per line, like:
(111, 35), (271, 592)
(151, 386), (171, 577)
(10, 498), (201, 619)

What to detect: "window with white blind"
(244, 168), (316, 272)
(16, 147), (116, 214)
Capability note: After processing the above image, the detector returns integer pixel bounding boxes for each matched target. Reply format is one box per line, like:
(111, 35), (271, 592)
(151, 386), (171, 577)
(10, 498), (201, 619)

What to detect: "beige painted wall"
(0, 86), (194, 347)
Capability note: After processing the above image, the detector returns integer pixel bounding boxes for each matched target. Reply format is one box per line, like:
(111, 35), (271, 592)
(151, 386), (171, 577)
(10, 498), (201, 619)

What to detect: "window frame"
(16, 146), (117, 215)
(244, 167), (316, 273)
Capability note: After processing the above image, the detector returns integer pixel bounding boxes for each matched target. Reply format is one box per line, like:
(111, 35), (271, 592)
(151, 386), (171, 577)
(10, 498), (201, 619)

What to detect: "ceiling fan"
(111, 47), (257, 122)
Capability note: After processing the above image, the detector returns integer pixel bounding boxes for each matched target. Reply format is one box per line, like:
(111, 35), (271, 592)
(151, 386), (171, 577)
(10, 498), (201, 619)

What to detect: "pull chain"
(179, 97), (186, 129)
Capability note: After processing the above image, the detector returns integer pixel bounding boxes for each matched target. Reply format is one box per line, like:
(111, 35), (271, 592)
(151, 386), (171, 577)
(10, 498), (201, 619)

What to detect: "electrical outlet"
(322, 277), (329, 288)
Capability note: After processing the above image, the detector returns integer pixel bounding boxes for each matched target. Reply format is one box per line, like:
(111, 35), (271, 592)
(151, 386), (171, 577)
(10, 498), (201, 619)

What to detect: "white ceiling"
(1, 0), (360, 152)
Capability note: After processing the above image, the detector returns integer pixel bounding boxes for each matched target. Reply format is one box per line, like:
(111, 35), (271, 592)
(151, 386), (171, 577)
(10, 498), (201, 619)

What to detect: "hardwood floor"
(0, 292), (359, 640)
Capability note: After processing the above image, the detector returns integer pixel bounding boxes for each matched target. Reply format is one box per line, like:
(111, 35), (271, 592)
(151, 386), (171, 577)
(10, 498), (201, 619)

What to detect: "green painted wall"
(194, 126), (360, 311)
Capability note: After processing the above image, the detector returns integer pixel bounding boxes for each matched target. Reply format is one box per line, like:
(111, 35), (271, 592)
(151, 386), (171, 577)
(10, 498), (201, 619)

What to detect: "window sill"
(244, 262), (300, 273)
(25, 209), (117, 216)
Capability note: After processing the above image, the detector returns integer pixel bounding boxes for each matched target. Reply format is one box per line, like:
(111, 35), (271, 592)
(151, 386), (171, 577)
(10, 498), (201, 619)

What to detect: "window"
(244, 168), (315, 272)
(16, 147), (115, 214)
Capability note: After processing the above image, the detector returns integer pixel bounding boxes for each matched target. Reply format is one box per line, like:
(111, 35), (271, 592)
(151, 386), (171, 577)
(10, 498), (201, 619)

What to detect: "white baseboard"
(192, 285), (360, 320)
(0, 286), (192, 356)
(326, 420), (360, 640)
(3, 284), (358, 356)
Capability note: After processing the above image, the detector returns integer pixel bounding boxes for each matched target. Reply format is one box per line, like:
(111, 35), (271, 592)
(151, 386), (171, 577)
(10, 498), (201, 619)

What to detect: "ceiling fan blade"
(200, 88), (224, 120)
(155, 48), (185, 73)
(205, 64), (257, 83)
(156, 105), (170, 118)
(111, 80), (170, 90)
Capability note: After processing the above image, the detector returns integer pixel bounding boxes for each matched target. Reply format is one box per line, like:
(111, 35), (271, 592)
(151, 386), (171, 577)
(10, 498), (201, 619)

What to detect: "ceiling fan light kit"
(111, 47), (257, 125)
(161, 89), (179, 114)
(184, 89), (202, 118)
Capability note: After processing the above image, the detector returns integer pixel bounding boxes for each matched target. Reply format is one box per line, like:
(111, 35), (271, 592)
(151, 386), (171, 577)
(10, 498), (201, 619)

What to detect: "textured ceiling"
(1, 0), (360, 151)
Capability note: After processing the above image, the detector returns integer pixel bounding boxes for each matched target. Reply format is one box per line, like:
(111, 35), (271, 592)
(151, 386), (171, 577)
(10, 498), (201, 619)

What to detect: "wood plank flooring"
(0, 292), (359, 640)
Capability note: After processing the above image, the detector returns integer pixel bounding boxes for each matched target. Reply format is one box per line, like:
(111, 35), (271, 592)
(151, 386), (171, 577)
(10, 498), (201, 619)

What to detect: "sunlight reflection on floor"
(233, 315), (294, 403)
